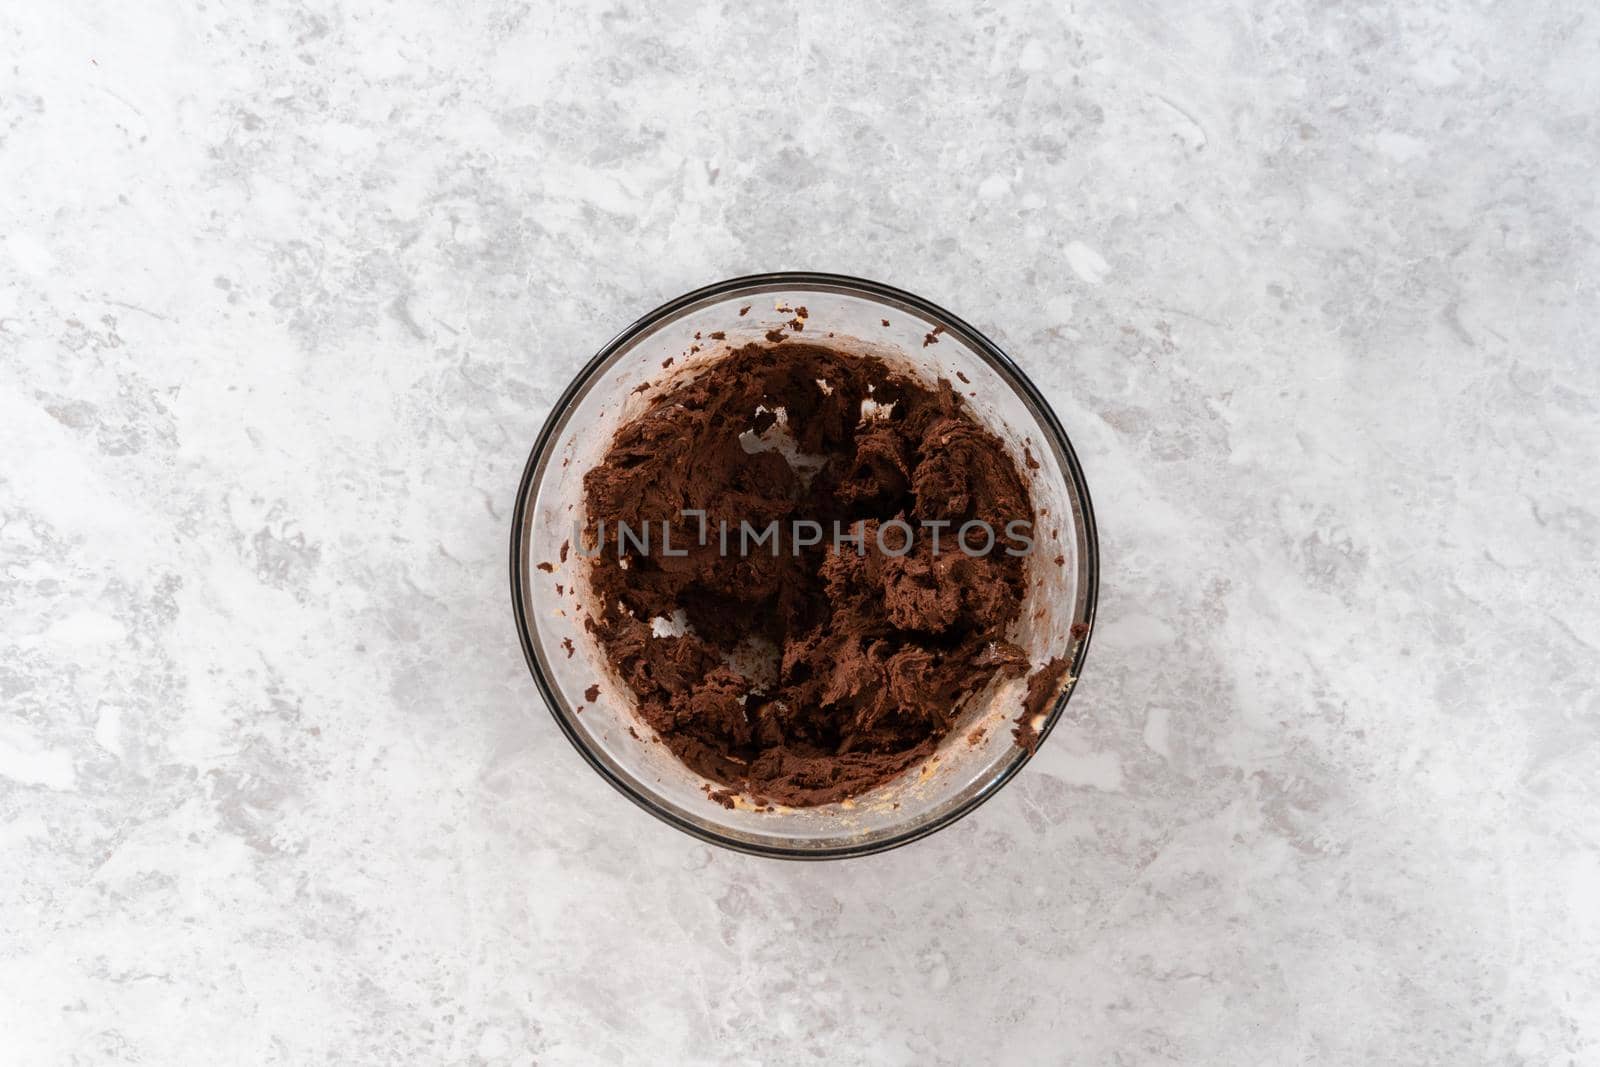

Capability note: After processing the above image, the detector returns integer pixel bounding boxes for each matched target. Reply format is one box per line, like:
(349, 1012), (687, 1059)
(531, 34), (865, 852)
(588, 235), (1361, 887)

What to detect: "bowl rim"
(509, 271), (1099, 860)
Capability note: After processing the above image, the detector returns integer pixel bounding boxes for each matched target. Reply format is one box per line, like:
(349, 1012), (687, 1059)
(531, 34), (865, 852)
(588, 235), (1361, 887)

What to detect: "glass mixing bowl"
(509, 273), (1098, 859)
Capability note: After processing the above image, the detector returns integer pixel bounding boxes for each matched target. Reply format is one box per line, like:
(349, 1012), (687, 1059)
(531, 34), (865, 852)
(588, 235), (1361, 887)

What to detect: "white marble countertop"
(4, 0), (1598, 1063)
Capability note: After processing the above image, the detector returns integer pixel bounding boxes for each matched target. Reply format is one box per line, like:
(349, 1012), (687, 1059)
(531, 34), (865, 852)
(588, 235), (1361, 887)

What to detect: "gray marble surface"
(3, 0), (1598, 1063)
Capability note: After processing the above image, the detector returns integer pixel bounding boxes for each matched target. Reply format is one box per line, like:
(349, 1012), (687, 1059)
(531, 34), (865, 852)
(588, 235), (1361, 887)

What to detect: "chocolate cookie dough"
(580, 341), (1037, 806)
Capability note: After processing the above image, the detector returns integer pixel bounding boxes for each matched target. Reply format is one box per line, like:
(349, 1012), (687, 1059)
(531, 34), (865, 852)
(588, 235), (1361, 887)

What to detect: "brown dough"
(581, 342), (1036, 806)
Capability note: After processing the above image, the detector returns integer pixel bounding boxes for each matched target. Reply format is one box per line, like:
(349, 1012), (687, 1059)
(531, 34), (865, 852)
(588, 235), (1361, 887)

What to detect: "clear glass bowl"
(510, 273), (1098, 859)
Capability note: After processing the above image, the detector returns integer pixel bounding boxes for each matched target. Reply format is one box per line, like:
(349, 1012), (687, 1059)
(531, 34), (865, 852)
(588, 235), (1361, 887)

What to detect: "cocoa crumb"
(584, 683), (600, 703)
(536, 561), (554, 573)
(562, 637), (575, 658)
